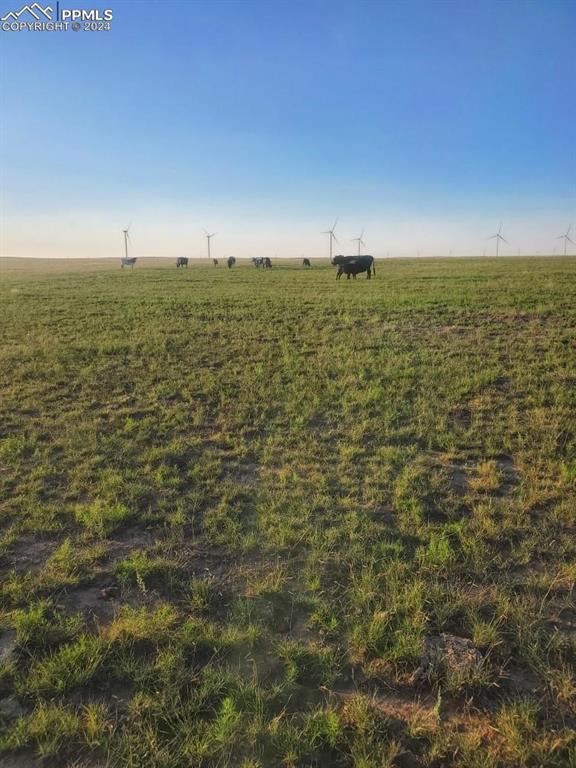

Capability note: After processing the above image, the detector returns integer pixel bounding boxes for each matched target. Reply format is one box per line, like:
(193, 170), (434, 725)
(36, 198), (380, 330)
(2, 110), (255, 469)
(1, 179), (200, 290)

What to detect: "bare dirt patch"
(0, 629), (17, 663)
(500, 665), (542, 697)
(1, 536), (60, 576)
(451, 407), (471, 430)
(222, 458), (260, 487)
(412, 634), (483, 683)
(0, 752), (43, 768)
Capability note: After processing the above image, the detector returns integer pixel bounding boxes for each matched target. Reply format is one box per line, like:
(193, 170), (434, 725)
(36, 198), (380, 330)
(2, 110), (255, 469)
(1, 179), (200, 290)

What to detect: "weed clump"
(74, 499), (130, 536)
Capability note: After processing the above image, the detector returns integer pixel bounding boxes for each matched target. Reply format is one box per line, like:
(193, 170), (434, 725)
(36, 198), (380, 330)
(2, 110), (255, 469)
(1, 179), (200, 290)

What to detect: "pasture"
(0, 256), (575, 767)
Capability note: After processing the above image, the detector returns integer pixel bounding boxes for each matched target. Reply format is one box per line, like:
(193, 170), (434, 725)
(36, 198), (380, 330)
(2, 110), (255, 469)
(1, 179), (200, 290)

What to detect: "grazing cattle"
(227, 256), (236, 268)
(332, 254), (375, 280)
(303, 258), (311, 268)
(252, 257), (264, 268)
(263, 257), (272, 269)
(121, 257), (137, 269)
(213, 259), (219, 266)
(176, 257), (189, 268)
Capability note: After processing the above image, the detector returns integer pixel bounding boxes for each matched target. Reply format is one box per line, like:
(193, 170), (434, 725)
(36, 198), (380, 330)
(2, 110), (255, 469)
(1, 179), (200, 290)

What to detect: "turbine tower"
(204, 230), (217, 260)
(488, 223), (508, 257)
(351, 229), (366, 256)
(556, 225), (574, 256)
(122, 225), (130, 259)
(323, 218), (339, 261)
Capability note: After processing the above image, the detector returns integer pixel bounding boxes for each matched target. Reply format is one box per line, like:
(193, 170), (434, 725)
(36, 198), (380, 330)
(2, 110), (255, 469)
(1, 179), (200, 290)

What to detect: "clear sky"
(1, 0), (575, 259)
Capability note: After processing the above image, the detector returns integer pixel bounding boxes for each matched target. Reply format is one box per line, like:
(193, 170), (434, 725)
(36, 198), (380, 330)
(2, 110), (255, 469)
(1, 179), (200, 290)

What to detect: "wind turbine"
(488, 222), (508, 257)
(122, 225), (131, 259)
(322, 218), (339, 261)
(204, 229), (217, 260)
(351, 228), (366, 256)
(556, 225), (574, 256)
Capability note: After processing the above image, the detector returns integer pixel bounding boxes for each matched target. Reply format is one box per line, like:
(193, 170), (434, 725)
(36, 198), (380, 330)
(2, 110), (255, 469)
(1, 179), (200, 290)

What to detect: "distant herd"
(121, 254), (375, 279)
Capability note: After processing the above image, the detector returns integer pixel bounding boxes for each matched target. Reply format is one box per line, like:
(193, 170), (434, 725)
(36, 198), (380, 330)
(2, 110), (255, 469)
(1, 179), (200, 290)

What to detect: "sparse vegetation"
(0, 256), (575, 766)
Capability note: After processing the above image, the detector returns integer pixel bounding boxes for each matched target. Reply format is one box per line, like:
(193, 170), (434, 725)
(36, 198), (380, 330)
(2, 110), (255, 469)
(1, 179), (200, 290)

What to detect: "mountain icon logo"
(1, 3), (53, 20)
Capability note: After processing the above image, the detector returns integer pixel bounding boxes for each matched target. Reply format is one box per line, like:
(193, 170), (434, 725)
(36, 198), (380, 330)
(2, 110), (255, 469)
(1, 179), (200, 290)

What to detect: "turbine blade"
(501, 237), (509, 245)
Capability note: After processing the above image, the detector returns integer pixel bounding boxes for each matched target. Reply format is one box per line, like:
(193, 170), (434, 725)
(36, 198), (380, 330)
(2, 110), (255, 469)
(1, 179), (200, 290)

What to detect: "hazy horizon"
(3, 210), (574, 260)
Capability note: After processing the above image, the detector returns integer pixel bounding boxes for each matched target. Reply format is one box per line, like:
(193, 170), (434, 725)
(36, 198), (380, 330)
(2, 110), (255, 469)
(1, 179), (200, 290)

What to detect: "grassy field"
(0, 256), (575, 768)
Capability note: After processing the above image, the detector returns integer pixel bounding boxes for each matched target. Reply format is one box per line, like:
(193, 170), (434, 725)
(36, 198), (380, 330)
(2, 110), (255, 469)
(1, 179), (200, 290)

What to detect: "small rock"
(99, 586), (120, 600)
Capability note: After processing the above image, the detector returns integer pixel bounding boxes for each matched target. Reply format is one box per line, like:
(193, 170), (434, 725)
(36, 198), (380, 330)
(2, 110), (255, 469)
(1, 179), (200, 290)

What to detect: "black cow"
(213, 259), (219, 266)
(252, 257), (263, 268)
(303, 258), (311, 268)
(263, 257), (272, 269)
(176, 257), (189, 268)
(121, 258), (137, 269)
(227, 256), (236, 269)
(332, 254), (375, 280)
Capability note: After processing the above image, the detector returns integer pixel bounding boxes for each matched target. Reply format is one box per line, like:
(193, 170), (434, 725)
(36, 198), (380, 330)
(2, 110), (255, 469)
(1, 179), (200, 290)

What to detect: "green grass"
(0, 256), (575, 767)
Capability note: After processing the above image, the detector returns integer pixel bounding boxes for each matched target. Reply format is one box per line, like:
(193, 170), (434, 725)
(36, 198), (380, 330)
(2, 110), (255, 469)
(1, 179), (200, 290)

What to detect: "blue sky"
(1, 0), (575, 258)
